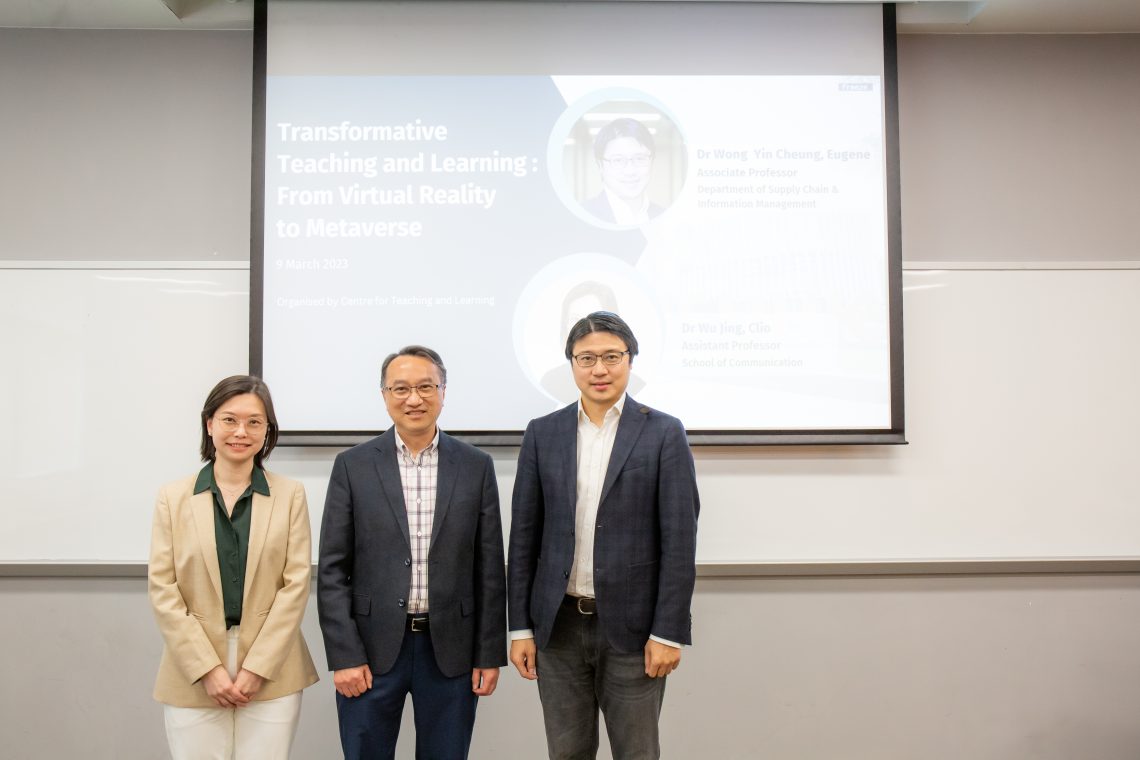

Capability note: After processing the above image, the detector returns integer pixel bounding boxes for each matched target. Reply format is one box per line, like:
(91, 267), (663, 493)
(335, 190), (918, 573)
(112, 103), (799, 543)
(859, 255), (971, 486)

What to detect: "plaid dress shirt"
(396, 431), (439, 614)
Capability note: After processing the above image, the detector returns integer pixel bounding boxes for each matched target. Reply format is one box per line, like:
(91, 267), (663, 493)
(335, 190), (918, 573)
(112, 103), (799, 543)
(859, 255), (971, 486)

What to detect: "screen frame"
(249, 0), (906, 447)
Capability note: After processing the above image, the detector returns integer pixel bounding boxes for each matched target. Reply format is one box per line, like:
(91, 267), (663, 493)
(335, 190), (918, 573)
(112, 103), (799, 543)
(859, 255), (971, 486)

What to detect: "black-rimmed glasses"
(572, 351), (630, 368)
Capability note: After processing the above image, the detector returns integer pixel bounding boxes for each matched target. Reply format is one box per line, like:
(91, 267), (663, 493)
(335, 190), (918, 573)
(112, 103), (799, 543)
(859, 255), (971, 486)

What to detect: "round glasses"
(213, 415), (267, 434)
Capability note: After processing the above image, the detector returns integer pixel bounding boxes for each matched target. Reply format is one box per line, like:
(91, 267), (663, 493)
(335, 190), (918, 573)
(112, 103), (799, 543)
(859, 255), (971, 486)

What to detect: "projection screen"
(253, 0), (905, 445)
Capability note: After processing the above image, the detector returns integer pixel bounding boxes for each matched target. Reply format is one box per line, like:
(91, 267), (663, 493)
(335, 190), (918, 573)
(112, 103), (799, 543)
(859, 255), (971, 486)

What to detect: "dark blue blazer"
(317, 428), (507, 678)
(508, 397), (699, 652)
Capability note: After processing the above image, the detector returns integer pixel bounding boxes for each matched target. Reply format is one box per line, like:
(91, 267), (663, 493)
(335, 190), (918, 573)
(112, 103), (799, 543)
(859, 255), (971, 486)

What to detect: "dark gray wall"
(0, 29), (252, 262)
(898, 34), (1140, 263)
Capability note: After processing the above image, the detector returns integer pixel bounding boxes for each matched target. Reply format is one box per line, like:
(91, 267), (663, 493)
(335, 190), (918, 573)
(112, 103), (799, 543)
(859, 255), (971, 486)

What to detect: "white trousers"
(163, 626), (302, 760)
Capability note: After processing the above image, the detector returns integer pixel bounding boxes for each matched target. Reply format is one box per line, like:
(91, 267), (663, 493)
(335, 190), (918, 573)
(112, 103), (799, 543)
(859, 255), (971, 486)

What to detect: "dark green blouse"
(193, 464), (270, 628)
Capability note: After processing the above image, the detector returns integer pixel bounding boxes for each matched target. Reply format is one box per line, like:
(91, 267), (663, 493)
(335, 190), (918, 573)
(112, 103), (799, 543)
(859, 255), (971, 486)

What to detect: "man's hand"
(202, 665), (250, 708)
(509, 638), (538, 680)
(333, 664), (374, 698)
(471, 667), (500, 696)
(644, 640), (681, 678)
(233, 669), (264, 699)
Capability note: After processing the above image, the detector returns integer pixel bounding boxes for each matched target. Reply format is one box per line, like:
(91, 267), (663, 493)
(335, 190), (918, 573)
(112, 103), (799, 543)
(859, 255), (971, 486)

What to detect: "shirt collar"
(396, 428), (440, 458)
(577, 393), (626, 424)
(602, 187), (650, 225)
(250, 466), (270, 495)
(193, 463), (270, 496)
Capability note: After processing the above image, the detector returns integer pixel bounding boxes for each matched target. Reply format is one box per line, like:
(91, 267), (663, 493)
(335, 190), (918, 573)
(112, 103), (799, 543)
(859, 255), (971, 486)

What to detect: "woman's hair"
(593, 117), (656, 162)
(199, 375), (279, 466)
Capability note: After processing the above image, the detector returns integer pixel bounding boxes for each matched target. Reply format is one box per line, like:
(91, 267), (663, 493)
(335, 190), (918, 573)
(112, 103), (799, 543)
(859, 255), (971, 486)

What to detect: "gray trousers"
(536, 598), (667, 760)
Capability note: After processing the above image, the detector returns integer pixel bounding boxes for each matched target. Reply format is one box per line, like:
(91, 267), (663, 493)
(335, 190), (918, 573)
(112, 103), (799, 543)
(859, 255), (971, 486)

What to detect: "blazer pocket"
(622, 458), (648, 474)
(628, 559), (659, 582)
(352, 594), (371, 616)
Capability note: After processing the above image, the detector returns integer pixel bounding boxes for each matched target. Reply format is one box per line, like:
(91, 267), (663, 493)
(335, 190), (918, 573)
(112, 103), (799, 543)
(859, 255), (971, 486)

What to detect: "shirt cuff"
(509, 629), (535, 641)
(649, 635), (684, 649)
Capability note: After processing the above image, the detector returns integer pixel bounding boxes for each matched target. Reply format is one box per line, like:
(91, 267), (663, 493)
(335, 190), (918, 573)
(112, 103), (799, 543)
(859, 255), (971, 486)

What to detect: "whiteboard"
(695, 267), (1140, 561)
(2, 266), (1138, 562)
(0, 268), (250, 562)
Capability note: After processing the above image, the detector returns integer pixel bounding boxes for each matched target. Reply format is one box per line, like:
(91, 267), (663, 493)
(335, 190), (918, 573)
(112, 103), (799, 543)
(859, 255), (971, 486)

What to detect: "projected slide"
(261, 74), (890, 433)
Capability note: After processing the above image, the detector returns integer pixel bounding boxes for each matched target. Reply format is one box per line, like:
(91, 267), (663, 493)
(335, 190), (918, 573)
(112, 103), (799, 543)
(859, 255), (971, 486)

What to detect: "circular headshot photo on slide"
(548, 91), (688, 231)
(514, 254), (664, 406)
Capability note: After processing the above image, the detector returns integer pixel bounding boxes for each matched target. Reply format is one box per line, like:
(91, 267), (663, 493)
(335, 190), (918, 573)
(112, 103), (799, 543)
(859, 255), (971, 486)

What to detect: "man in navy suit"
(318, 345), (506, 760)
(508, 312), (700, 759)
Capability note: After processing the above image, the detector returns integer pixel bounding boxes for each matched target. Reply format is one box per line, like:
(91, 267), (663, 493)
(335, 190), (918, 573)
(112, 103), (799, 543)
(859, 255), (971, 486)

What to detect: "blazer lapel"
(557, 403), (579, 512)
(599, 398), (649, 507)
(374, 429), (412, 551)
(190, 489), (224, 603)
(243, 489), (274, 601)
(429, 433), (458, 554)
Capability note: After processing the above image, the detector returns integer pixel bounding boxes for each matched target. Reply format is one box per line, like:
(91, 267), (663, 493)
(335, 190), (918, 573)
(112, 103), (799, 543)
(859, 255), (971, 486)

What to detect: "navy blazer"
(317, 428), (507, 678)
(508, 397), (700, 652)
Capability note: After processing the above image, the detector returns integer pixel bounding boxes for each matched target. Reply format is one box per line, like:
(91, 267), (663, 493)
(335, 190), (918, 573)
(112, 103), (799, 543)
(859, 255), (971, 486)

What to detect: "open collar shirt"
(568, 394), (625, 597)
(603, 187), (651, 226)
(396, 429), (440, 614)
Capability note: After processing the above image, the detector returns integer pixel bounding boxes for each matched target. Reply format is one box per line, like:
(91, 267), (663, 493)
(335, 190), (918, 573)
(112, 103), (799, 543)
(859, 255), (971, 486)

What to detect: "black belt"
(407, 615), (429, 632)
(563, 595), (596, 615)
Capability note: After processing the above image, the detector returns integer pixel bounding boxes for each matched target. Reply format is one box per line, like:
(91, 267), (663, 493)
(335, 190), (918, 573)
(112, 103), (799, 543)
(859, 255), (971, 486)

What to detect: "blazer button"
(398, 598), (406, 608)
(563, 571), (569, 579)
(404, 558), (412, 567)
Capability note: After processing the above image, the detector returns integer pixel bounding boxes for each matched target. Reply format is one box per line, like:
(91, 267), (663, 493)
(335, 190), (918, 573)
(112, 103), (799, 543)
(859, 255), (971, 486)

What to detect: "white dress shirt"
(603, 187), (651, 226)
(566, 395), (624, 596)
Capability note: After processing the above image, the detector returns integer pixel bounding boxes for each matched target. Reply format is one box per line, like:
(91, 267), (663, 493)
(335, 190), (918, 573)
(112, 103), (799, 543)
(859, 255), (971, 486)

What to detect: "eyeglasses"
(384, 383), (442, 399)
(213, 415), (268, 434)
(602, 155), (653, 169)
(573, 351), (630, 368)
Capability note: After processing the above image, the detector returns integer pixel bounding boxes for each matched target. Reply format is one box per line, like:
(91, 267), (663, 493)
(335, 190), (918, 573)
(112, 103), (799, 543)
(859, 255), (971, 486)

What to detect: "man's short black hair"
(381, 345), (448, 387)
(564, 311), (640, 362)
(593, 117), (656, 163)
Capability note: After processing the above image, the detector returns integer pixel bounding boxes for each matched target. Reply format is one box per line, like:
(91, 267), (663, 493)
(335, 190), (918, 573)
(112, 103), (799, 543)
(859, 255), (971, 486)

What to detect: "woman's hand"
(202, 665), (250, 708)
(233, 669), (264, 700)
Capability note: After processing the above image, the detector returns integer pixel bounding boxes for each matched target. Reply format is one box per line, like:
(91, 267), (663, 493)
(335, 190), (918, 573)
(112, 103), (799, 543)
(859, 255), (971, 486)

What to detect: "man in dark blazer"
(318, 345), (506, 760)
(508, 312), (700, 760)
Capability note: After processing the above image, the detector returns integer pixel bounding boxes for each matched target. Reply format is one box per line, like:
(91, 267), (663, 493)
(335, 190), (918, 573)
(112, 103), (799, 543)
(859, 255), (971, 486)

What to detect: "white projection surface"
(258, 1), (900, 440)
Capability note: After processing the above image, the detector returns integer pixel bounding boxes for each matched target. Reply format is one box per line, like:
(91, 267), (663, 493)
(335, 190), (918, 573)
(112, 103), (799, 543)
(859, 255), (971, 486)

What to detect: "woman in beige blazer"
(149, 376), (318, 759)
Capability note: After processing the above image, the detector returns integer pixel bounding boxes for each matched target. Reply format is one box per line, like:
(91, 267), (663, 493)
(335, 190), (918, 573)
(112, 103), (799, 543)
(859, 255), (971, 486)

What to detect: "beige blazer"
(148, 469), (319, 708)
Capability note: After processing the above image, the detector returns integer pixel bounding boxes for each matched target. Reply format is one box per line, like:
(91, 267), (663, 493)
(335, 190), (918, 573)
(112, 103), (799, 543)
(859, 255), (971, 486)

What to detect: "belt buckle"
(576, 597), (595, 615)
(410, 616), (428, 632)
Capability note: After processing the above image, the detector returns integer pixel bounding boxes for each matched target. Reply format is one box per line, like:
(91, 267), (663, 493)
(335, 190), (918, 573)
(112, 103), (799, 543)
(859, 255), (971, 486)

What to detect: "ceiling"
(0, 0), (1138, 34)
